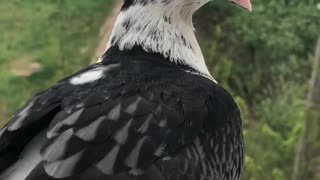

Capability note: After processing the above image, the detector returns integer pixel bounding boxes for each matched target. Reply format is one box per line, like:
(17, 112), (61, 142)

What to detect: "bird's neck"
(106, 3), (213, 80)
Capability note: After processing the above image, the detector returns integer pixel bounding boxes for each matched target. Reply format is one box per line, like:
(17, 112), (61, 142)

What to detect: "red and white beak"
(229, 0), (252, 12)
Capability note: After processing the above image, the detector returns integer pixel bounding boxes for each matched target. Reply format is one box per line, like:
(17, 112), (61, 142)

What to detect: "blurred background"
(0, 0), (319, 179)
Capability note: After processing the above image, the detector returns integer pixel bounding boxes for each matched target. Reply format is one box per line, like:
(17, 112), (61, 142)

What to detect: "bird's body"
(0, 0), (251, 179)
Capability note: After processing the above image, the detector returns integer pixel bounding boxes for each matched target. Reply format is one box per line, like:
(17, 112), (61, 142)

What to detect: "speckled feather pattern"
(0, 46), (243, 180)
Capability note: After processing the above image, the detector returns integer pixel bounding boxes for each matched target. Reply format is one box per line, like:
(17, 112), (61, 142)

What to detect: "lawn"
(0, 0), (115, 126)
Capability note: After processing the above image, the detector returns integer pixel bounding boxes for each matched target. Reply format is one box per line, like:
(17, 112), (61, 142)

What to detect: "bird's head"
(107, 0), (252, 81)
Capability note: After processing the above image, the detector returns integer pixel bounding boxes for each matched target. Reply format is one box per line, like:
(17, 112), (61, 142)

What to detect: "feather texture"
(0, 46), (243, 180)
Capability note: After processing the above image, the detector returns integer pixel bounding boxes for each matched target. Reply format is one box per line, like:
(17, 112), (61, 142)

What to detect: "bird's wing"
(0, 63), (103, 173)
(40, 80), (204, 179)
(0, 84), (62, 173)
(0, 62), (206, 179)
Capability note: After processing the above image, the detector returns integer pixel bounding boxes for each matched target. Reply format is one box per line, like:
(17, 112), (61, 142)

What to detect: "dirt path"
(91, 0), (122, 63)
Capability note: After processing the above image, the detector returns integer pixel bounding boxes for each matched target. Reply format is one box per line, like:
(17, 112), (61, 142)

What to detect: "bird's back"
(0, 46), (243, 180)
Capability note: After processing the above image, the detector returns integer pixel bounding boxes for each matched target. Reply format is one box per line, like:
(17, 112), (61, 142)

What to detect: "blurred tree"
(293, 36), (320, 180)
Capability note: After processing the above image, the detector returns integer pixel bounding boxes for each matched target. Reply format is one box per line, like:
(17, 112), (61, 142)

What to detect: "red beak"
(229, 0), (252, 12)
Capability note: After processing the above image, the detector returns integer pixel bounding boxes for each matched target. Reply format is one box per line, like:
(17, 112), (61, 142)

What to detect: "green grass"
(0, 0), (115, 126)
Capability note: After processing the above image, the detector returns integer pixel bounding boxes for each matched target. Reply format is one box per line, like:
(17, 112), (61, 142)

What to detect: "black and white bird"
(0, 0), (252, 179)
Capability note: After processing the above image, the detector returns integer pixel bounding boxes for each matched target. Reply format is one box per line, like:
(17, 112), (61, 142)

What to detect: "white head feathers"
(107, 0), (215, 81)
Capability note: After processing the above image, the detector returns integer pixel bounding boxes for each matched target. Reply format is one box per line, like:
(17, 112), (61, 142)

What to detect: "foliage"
(196, 0), (319, 179)
(0, 0), (115, 126)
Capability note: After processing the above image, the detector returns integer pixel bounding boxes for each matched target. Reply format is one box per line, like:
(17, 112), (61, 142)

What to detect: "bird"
(0, 0), (252, 179)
